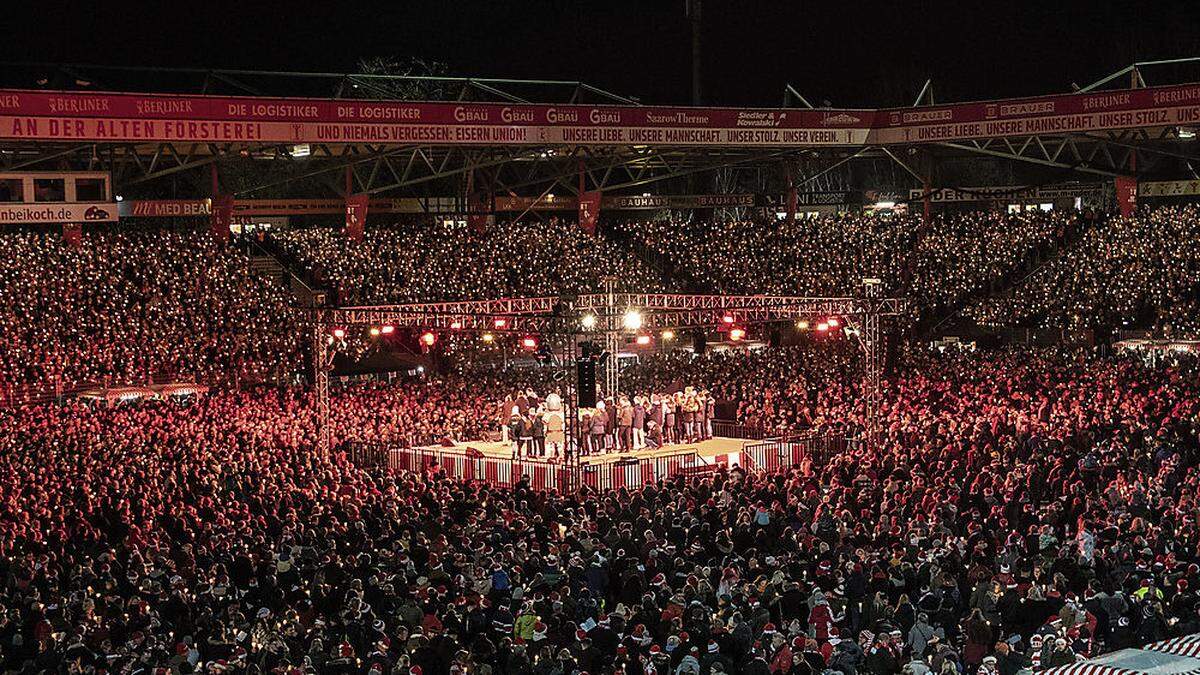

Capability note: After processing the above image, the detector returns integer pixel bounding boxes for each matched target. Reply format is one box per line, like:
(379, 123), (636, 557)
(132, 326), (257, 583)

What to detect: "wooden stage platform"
(454, 436), (753, 466)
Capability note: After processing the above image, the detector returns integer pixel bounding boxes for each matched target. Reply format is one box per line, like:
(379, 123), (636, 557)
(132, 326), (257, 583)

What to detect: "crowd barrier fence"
(349, 429), (848, 490)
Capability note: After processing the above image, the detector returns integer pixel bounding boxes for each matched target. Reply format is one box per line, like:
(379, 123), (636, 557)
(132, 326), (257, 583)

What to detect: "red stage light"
(331, 327), (346, 339)
(729, 327), (746, 341)
(380, 325), (395, 335)
(635, 334), (652, 346)
(827, 317), (840, 328)
(421, 331), (437, 346)
(494, 318), (508, 329)
(722, 314), (735, 324)
(521, 336), (538, 350)
(369, 326), (381, 337)
(816, 322), (830, 332)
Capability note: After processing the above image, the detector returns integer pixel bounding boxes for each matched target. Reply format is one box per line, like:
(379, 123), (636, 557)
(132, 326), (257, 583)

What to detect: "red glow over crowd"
(0, 205), (1198, 675)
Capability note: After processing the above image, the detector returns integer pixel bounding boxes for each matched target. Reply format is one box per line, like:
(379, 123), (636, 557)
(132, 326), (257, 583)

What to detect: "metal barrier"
(349, 443), (706, 492)
(711, 419), (770, 440)
(580, 450), (700, 491)
(349, 443), (578, 491)
(742, 431), (846, 474)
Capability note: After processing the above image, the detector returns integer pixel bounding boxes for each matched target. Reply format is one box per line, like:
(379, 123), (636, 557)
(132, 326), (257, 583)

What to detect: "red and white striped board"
(1143, 635), (1200, 659)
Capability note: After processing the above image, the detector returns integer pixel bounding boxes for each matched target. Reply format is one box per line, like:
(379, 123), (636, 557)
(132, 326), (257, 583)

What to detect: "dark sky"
(4, 0), (1200, 108)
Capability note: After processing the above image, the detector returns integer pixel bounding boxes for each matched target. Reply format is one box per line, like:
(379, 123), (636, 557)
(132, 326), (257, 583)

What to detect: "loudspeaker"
(692, 330), (707, 355)
(576, 359), (597, 408)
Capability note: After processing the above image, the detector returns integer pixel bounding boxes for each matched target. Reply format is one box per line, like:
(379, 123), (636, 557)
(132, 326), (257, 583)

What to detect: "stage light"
(827, 318), (840, 328)
(581, 313), (597, 330)
(796, 320), (810, 330)
(369, 326), (381, 337)
(730, 327), (746, 341)
(421, 331), (437, 347)
(381, 325), (395, 335)
(722, 314), (735, 324)
(817, 322), (830, 332)
(622, 309), (643, 331)
(661, 329), (675, 340)
(449, 321), (462, 330)
(331, 327), (346, 340)
(482, 333), (495, 343)
(494, 318), (507, 329)
(635, 334), (652, 346)
(521, 336), (538, 350)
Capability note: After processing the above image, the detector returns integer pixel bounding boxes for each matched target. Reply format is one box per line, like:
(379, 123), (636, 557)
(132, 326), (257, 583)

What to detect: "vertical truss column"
(860, 280), (884, 450)
(557, 333), (582, 490)
(601, 276), (620, 397)
(603, 330), (620, 397)
(313, 324), (332, 459)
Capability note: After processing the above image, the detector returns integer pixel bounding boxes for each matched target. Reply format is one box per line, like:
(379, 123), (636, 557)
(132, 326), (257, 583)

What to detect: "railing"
(580, 449), (700, 490)
(348, 442), (707, 492)
(711, 419), (770, 440)
(742, 430), (846, 475)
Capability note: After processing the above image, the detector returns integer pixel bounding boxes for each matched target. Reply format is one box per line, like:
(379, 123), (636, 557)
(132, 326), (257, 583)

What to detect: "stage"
(367, 431), (835, 490)
(454, 436), (753, 466)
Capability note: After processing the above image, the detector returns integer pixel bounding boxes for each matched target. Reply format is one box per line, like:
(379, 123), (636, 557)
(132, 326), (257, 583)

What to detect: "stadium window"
(33, 178), (66, 202)
(75, 178), (106, 202)
(0, 179), (22, 202)
(1007, 204), (1021, 213)
(1039, 203), (1053, 211)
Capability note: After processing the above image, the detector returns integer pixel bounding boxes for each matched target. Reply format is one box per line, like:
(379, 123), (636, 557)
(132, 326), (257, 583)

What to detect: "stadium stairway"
(598, 222), (710, 294)
(923, 212), (1104, 335)
(242, 233), (334, 308)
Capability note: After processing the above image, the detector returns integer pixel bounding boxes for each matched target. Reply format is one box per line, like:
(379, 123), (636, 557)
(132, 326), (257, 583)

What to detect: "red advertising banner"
(578, 191), (602, 235)
(874, 84), (1200, 144)
(118, 197), (466, 218)
(210, 195), (234, 242)
(119, 199), (211, 218)
(0, 202), (116, 224)
(1115, 176), (1138, 217)
(467, 192), (490, 233)
(62, 222), (82, 247)
(603, 194), (755, 210)
(0, 84), (1198, 148)
(344, 194), (368, 242)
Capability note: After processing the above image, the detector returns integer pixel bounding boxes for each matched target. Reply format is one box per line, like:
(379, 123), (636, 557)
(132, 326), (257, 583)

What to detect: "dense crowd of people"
(0, 228), (299, 393)
(608, 210), (1088, 317)
(966, 206), (1200, 336)
(4, 204), (1196, 405)
(274, 219), (669, 305)
(2, 202), (1200, 674)
(2, 346), (1198, 674)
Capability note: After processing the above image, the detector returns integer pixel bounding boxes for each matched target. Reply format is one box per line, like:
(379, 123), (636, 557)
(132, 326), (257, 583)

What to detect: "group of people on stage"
(499, 386), (716, 459)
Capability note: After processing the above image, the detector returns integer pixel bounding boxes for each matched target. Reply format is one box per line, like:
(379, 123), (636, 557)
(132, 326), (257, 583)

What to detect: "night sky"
(3, 0), (1200, 108)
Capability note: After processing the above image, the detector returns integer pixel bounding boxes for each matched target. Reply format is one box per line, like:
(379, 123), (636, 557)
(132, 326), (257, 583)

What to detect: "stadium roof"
(2, 60), (1199, 200)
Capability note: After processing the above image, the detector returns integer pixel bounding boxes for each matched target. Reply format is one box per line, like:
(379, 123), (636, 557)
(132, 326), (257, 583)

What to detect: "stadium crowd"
(0, 229), (299, 393)
(2, 346), (1198, 675)
(2, 201), (1200, 674)
(966, 205), (1200, 336)
(607, 210), (1087, 315)
(3, 204), (1195, 406)
(273, 219), (669, 305)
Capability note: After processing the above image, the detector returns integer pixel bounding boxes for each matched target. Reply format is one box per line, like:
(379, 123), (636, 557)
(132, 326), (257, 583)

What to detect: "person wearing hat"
(992, 639), (1029, 675)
